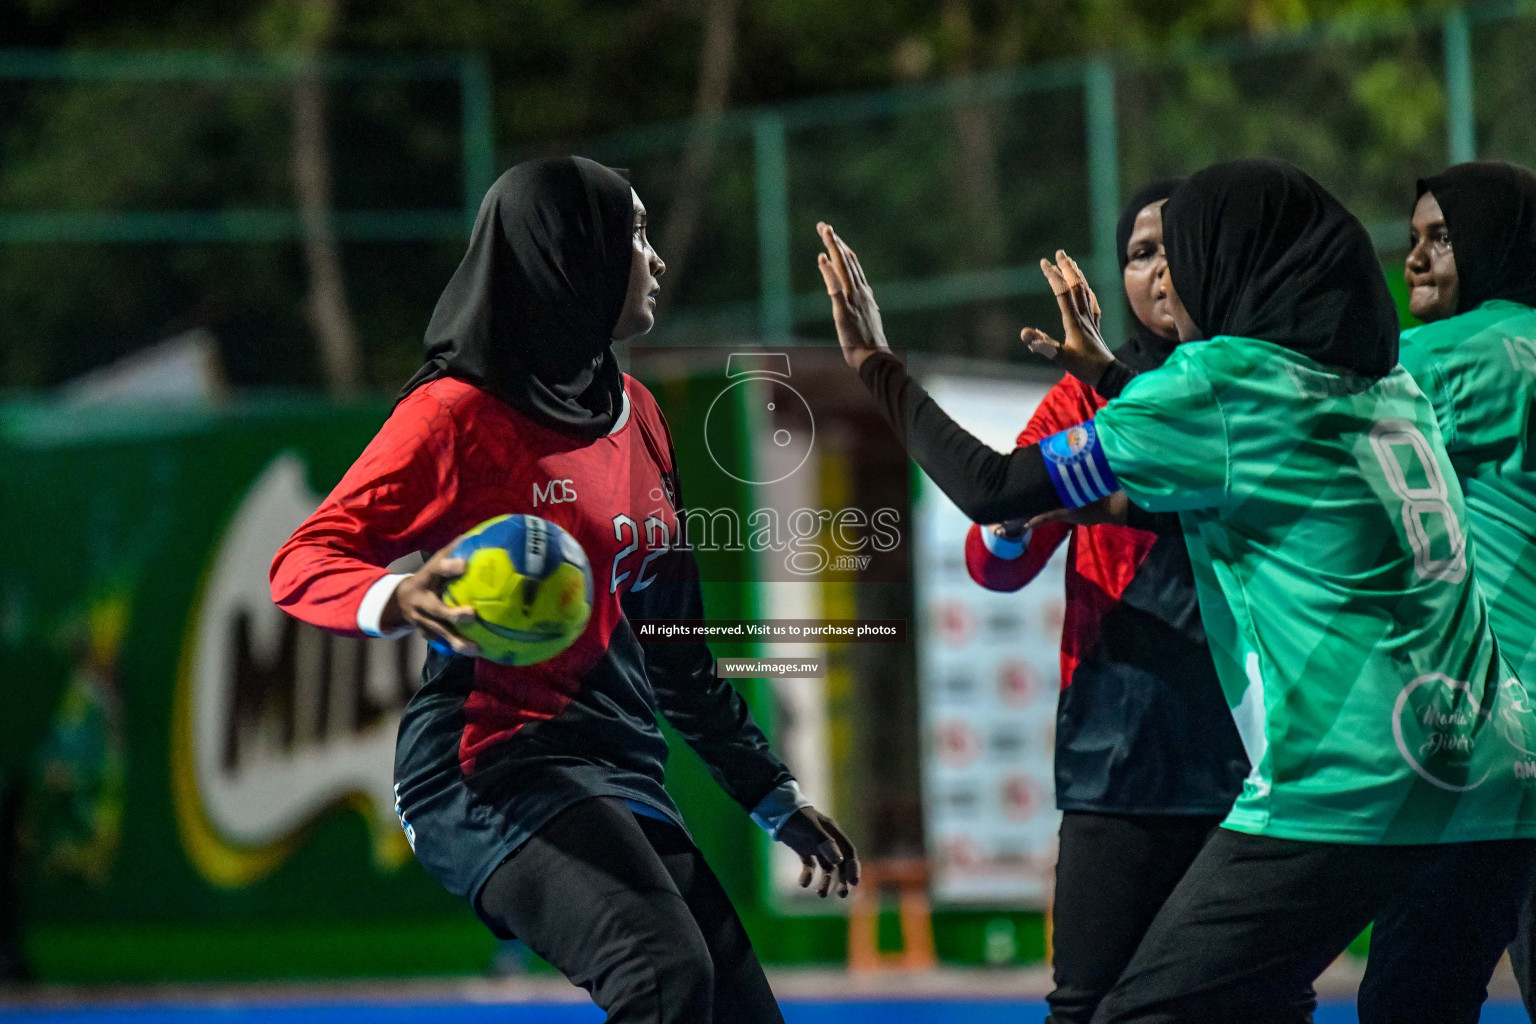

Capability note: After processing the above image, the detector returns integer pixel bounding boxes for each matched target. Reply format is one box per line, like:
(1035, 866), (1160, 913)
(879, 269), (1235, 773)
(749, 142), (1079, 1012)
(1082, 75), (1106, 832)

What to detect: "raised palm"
(1022, 250), (1116, 388)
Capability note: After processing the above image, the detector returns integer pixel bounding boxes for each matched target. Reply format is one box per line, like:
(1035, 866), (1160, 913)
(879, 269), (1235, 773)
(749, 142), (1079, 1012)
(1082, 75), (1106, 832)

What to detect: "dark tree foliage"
(1, 0), (1460, 389)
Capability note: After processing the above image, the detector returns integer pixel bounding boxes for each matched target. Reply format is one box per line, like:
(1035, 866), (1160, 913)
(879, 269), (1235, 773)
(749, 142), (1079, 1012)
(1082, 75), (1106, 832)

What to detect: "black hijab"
(1417, 160), (1536, 314)
(400, 156), (634, 438)
(1162, 158), (1399, 378)
(1114, 178), (1184, 372)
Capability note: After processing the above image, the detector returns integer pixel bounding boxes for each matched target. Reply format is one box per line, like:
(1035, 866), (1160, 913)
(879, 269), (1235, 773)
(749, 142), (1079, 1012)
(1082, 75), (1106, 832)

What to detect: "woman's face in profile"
(611, 189), (667, 342)
(1405, 190), (1458, 323)
(1123, 199), (1178, 340)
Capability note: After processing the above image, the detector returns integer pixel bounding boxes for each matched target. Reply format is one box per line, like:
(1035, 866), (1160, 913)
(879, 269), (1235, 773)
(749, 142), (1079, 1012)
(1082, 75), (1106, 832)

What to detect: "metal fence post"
(460, 54), (496, 236)
(753, 111), (793, 341)
(1444, 8), (1476, 164)
(1084, 59), (1124, 346)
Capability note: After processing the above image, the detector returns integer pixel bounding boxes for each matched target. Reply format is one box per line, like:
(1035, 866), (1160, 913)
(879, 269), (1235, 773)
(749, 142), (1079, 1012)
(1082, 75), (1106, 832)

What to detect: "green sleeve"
(1397, 338), (1460, 451)
(1094, 356), (1230, 512)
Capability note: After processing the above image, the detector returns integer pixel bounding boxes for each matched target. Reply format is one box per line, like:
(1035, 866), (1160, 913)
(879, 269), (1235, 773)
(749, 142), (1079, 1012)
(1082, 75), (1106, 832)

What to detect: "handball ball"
(441, 514), (594, 666)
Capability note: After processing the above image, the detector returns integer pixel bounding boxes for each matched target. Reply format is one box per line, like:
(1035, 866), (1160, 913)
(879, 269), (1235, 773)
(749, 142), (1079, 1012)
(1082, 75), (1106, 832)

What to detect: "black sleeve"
(632, 463), (793, 813)
(857, 352), (1065, 524)
(1093, 359), (1139, 399)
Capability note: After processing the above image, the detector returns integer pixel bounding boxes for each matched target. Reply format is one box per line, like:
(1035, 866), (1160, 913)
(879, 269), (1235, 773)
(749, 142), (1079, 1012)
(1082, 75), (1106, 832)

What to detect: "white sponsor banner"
(915, 375), (1065, 907)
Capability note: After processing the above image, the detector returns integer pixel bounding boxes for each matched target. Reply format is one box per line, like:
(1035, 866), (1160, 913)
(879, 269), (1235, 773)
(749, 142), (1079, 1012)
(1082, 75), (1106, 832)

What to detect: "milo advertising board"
(171, 451), (425, 891)
(0, 401), (476, 981)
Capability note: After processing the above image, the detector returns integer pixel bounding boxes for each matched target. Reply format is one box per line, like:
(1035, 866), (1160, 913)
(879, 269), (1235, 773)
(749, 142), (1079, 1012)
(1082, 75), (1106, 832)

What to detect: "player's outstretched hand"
(817, 222), (891, 371)
(1025, 491), (1129, 531)
(383, 538), (481, 657)
(778, 805), (861, 898)
(1021, 250), (1116, 388)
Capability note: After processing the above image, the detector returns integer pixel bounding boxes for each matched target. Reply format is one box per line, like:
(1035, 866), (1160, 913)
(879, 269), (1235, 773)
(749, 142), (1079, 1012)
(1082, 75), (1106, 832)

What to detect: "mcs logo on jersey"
(533, 478), (578, 506)
(173, 454), (425, 888)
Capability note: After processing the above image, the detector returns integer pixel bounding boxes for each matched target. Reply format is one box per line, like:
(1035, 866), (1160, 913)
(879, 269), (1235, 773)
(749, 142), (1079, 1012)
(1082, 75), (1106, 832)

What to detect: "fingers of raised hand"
(835, 237), (865, 298)
(1039, 258), (1070, 297)
(1055, 250), (1094, 318)
(1055, 250), (1083, 290)
(818, 222), (853, 292)
(1022, 327), (1061, 359)
(844, 243), (871, 293)
(819, 224), (870, 296)
(799, 856), (816, 890)
(1060, 252), (1101, 322)
(817, 253), (847, 302)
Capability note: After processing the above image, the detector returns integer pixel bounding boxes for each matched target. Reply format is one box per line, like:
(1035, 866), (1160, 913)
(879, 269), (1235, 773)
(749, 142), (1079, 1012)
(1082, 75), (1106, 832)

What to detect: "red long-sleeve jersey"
(270, 375), (791, 896)
(963, 373), (1246, 814)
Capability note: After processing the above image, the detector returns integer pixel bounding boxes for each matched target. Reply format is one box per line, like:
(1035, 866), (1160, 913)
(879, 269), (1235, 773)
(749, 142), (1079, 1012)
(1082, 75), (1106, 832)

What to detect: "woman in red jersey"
(271, 157), (856, 1024)
(966, 181), (1246, 1024)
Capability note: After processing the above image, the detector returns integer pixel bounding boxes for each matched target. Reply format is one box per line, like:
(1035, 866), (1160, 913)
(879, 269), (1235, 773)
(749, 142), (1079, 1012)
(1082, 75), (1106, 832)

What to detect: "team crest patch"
(1039, 421), (1118, 509)
(1060, 426), (1090, 456)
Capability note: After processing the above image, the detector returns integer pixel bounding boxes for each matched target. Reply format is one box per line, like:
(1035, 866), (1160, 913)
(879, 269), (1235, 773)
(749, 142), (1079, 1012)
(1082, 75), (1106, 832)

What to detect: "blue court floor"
(0, 1000), (1529, 1023)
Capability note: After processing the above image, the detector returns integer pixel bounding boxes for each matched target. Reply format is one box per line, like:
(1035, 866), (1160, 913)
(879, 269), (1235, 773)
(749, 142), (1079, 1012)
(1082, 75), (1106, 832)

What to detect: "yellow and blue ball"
(442, 514), (593, 666)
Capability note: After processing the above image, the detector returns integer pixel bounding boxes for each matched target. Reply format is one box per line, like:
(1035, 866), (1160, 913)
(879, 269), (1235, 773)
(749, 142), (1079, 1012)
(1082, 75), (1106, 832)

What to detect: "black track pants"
(1047, 811), (1225, 1024)
(477, 797), (783, 1024)
(1361, 837), (1536, 1024)
(1093, 829), (1536, 1024)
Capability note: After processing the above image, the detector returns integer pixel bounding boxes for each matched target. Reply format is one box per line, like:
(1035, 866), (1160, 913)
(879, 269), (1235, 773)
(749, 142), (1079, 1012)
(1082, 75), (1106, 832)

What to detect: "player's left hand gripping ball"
(439, 514), (594, 666)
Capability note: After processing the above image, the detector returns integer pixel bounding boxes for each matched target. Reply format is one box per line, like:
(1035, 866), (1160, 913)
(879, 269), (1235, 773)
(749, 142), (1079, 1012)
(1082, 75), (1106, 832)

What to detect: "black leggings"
(1093, 830), (1536, 1024)
(1361, 837), (1536, 1024)
(477, 797), (783, 1024)
(1048, 811), (1225, 1024)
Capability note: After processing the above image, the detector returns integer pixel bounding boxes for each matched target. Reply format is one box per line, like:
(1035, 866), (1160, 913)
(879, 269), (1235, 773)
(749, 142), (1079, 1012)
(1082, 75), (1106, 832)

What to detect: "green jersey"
(1400, 300), (1536, 682)
(1093, 336), (1536, 845)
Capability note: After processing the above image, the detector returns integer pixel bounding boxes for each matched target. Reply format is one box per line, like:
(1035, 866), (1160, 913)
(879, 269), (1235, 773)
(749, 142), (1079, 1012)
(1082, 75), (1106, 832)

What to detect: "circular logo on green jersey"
(1392, 673), (1490, 792)
(1496, 678), (1536, 758)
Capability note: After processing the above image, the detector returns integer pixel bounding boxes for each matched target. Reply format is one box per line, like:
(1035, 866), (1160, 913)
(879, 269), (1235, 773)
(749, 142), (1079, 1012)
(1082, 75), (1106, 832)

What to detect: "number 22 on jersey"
(609, 513), (672, 594)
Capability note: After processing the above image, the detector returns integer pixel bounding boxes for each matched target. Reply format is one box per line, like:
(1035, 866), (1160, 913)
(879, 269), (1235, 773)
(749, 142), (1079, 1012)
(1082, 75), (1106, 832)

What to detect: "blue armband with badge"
(1038, 420), (1119, 509)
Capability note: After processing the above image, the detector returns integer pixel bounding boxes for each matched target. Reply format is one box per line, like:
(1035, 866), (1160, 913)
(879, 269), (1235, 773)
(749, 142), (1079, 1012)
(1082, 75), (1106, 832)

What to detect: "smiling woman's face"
(611, 189), (666, 342)
(1405, 190), (1458, 323)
